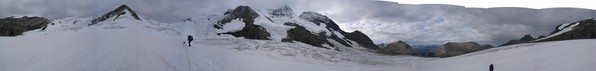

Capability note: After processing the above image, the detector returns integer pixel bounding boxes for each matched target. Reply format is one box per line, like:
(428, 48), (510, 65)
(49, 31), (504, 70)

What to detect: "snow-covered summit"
(269, 6), (294, 18)
(212, 6), (380, 50)
(299, 12), (332, 26)
(215, 6), (270, 40)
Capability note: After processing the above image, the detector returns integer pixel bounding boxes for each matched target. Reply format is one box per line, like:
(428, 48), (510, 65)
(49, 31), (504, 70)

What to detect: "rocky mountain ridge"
(499, 34), (535, 46)
(213, 6), (380, 50)
(90, 5), (141, 26)
(500, 18), (596, 46)
(535, 18), (596, 42)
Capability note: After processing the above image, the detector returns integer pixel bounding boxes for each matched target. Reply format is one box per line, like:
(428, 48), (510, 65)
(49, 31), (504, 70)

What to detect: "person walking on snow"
(187, 35), (193, 47)
(489, 64), (494, 71)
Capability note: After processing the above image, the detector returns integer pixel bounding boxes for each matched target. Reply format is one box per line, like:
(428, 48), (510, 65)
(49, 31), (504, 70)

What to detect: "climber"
(187, 35), (193, 47)
(489, 64), (494, 71)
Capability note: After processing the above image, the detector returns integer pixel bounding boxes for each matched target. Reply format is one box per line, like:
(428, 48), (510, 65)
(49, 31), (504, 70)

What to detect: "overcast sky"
(2, 0), (596, 45)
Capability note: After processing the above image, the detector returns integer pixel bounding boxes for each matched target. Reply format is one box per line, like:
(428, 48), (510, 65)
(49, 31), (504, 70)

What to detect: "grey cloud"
(1, 0), (97, 18)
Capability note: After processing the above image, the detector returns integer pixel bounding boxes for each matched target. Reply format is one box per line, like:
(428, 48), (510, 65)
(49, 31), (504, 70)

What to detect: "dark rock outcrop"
(0, 16), (50, 36)
(327, 32), (353, 47)
(377, 41), (417, 55)
(282, 25), (334, 49)
(535, 19), (596, 42)
(216, 6), (270, 40)
(344, 31), (380, 50)
(90, 5), (141, 25)
(499, 34), (535, 46)
(537, 35), (547, 39)
(431, 41), (493, 57)
(298, 12), (380, 50)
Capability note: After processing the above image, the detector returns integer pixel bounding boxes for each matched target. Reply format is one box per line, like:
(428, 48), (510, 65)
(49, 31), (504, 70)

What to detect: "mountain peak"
(392, 40), (406, 44)
(377, 40), (416, 55)
(298, 12), (380, 50)
(216, 6), (259, 27)
(215, 6), (270, 40)
(90, 5), (141, 25)
(519, 34), (535, 41)
(298, 12), (331, 25)
(298, 12), (343, 33)
(269, 6), (294, 18)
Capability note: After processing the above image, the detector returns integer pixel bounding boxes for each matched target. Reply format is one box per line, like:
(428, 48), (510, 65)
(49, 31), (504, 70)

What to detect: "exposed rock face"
(344, 31), (380, 50)
(269, 6), (294, 18)
(90, 5), (141, 25)
(535, 19), (596, 42)
(431, 42), (493, 57)
(282, 25), (334, 49)
(0, 16), (50, 36)
(216, 6), (270, 40)
(499, 40), (524, 47)
(298, 12), (380, 50)
(499, 34), (535, 46)
(377, 41), (416, 55)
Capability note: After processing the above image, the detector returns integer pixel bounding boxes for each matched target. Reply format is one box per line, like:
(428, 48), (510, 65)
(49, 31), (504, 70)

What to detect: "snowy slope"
(0, 12), (437, 71)
(423, 39), (596, 71)
(0, 17), (189, 71)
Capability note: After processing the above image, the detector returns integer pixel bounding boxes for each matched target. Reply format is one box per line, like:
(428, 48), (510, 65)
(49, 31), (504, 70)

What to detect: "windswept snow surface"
(1, 11), (595, 71)
(423, 39), (596, 71)
(0, 16), (435, 71)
